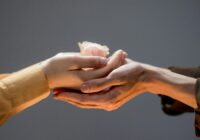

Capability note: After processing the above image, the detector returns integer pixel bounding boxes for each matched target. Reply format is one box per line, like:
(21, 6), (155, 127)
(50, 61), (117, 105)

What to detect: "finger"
(54, 94), (102, 109)
(53, 88), (69, 95)
(54, 85), (128, 106)
(54, 91), (103, 105)
(56, 52), (80, 56)
(107, 49), (127, 68)
(78, 50), (127, 80)
(54, 90), (90, 103)
(80, 77), (124, 93)
(113, 85), (143, 109)
(54, 85), (134, 111)
(66, 100), (104, 110)
(71, 55), (108, 69)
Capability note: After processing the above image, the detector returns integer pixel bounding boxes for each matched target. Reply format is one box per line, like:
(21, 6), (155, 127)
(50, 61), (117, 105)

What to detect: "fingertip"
(123, 51), (128, 58)
(115, 50), (126, 64)
(114, 50), (127, 59)
(53, 88), (66, 95)
(99, 57), (108, 66)
(111, 50), (120, 56)
(53, 95), (59, 100)
(80, 84), (89, 93)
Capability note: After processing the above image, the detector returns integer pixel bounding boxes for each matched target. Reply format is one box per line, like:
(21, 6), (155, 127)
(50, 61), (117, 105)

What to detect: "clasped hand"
(46, 51), (152, 111)
(40, 49), (140, 111)
(40, 44), (197, 111)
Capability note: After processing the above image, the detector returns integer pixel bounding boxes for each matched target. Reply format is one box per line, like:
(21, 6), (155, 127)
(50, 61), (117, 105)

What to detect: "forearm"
(143, 64), (197, 108)
(0, 64), (50, 124)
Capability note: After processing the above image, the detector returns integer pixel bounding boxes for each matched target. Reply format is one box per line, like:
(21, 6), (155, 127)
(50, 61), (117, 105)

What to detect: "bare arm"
(143, 65), (197, 108)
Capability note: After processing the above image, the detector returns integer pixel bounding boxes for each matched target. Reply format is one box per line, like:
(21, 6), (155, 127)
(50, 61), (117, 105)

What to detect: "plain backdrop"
(0, 0), (200, 140)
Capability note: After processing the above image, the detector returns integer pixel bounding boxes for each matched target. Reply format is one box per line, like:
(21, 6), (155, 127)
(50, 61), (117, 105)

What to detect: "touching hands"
(53, 57), (197, 110)
(40, 50), (127, 89)
(46, 41), (197, 111)
(53, 59), (148, 111)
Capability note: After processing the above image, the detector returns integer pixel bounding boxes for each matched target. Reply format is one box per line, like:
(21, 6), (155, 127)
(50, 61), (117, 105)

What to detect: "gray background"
(0, 0), (199, 140)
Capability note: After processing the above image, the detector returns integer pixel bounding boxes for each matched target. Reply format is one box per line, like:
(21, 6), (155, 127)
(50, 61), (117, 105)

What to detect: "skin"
(40, 50), (127, 89)
(53, 59), (197, 111)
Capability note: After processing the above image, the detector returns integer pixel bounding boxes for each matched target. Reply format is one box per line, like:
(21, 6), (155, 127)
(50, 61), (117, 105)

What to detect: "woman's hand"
(40, 50), (126, 89)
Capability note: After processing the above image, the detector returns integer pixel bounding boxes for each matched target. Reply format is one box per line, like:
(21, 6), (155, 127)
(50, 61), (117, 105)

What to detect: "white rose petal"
(78, 41), (110, 57)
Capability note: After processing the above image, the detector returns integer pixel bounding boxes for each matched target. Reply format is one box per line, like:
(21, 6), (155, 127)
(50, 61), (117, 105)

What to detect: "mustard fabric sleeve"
(195, 79), (200, 136)
(0, 74), (10, 80)
(0, 64), (50, 124)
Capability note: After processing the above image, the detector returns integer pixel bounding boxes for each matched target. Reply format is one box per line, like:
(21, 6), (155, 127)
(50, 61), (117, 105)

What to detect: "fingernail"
(81, 84), (89, 92)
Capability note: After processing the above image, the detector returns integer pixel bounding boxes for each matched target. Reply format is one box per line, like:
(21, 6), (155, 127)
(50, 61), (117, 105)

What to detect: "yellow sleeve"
(0, 64), (50, 124)
(0, 74), (10, 80)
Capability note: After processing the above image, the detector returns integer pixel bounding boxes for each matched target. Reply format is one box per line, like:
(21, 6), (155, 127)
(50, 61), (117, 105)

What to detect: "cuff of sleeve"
(195, 79), (200, 137)
(195, 79), (200, 110)
(0, 64), (50, 120)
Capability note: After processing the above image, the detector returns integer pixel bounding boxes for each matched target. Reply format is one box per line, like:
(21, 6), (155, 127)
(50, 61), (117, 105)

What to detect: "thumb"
(73, 56), (108, 69)
(80, 77), (124, 93)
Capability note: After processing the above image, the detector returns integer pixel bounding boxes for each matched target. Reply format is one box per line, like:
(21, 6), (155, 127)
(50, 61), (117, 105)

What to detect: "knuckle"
(109, 70), (120, 78)
(46, 58), (56, 68)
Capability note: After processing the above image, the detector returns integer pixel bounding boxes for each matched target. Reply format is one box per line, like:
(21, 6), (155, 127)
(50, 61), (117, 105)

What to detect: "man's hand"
(40, 50), (126, 89)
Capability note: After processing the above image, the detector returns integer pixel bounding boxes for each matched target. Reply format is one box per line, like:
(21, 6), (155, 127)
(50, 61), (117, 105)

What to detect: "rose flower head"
(78, 41), (110, 57)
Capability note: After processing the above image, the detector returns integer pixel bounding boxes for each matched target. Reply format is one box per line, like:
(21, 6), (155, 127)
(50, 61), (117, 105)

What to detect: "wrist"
(39, 59), (52, 88)
(142, 64), (197, 108)
(137, 64), (165, 94)
(127, 63), (159, 94)
(139, 63), (184, 95)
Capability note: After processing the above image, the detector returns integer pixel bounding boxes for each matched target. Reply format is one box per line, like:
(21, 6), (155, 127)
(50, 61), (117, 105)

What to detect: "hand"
(40, 50), (127, 89)
(53, 59), (147, 111)
(159, 66), (200, 115)
(53, 58), (197, 110)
